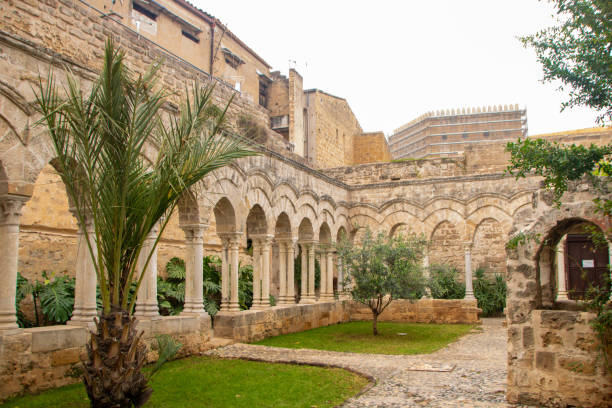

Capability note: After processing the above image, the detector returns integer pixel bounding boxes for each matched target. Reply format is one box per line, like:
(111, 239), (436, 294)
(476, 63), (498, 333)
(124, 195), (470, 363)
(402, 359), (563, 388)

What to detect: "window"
(181, 29), (199, 43)
(133, 1), (157, 20)
(259, 77), (269, 108)
(442, 135), (447, 140)
(483, 131), (490, 138)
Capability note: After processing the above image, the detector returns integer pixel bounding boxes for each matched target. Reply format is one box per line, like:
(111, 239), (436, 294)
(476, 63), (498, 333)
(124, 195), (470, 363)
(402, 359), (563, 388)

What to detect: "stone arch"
(319, 222), (332, 244)
(505, 189), (612, 406)
(428, 220), (464, 274)
(246, 204), (268, 237)
(213, 197), (237, 234)
(19, 161), (77, 280)
(274, 212), (292, 239)
(384, 211), (424, 237)
(471, 217), (507, 277)
(298, 217), (315, 241)
(336, 225), (348, 243)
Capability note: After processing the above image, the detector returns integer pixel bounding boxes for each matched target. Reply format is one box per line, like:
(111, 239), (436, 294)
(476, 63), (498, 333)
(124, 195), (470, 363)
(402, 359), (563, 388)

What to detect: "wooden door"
(565, 234), (609, 300)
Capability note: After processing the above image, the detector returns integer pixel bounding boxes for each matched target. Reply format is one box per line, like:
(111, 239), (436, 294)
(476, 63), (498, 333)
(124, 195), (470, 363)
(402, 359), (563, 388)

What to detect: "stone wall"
(306, 90), (363, 169)
(0, 315), (212, 400)
(505, 182), (612, 407)
(507, 310), (611, 407)
(349, 299), (481, 325)
(214, 301), (351, 342)
(353, 132), (392, 164)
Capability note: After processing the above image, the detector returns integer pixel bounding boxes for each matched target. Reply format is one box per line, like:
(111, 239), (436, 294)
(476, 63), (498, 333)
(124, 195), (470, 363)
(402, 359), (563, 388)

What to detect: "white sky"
(194, 0), (604, 136)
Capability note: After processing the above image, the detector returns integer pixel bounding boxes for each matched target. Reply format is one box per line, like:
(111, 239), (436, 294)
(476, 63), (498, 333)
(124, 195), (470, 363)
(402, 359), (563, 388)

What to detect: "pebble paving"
(205, 318), (534, 407)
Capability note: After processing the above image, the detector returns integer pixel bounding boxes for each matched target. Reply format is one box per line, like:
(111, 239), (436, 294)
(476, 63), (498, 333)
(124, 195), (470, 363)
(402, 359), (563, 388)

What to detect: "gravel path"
(205, 318), (532, 407)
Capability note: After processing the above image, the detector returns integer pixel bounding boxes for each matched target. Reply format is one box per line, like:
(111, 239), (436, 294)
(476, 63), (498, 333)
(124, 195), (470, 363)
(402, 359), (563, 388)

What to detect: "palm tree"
(35, 39), (255, 407)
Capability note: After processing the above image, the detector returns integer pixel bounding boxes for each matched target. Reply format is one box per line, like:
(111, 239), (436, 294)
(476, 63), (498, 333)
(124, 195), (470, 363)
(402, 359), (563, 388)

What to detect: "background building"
(389, 105), (527, 159)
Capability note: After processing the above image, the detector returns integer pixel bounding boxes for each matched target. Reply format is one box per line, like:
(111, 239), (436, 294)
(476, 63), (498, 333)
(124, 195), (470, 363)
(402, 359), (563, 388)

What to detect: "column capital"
(462, 241), (473, 251)
(252, 233), (274, 246)
(181, 223), (208, 242)
(0, 195), (27, 226)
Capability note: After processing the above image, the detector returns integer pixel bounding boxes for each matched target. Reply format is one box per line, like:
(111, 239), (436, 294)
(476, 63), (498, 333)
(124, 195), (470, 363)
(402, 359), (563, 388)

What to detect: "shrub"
(16, 271), (75, 327)
(427, 264), (465, 299)
(473, 267), (507, 317)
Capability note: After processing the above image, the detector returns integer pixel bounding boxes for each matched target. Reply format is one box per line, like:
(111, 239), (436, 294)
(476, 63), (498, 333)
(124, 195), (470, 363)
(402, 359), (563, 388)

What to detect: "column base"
(464, 291), (476, 300)
(135, 302), (160, 319)
(182, 300), (208, 316)
(68, 307), (98, 326)
(300, 296), (316, 304)
(0, 314), (19, 332)
(557, 291), (569, 300)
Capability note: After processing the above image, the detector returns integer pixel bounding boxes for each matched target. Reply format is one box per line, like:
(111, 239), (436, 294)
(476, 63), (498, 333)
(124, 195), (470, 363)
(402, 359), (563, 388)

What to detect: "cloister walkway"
(207, 319), (531, 407)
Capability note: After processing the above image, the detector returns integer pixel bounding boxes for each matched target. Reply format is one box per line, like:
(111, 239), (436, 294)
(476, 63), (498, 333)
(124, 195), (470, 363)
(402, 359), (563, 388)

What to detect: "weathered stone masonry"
(2, 2), (612, 407)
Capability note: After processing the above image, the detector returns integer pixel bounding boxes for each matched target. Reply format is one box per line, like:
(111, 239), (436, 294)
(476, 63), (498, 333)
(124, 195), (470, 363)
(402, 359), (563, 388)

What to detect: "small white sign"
(582, 259), (595, 268)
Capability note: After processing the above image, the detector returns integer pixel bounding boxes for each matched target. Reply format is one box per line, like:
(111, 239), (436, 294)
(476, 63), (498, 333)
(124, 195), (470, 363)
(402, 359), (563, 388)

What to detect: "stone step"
(208, 337), (235, 349)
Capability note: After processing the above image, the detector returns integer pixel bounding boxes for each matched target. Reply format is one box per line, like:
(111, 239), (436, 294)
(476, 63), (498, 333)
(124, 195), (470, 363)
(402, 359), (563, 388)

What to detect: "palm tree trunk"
(83, 308), (151, 407)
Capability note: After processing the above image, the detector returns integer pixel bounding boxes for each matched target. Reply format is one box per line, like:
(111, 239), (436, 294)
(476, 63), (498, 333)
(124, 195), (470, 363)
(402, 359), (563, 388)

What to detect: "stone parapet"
(214, 302), (351, 342)
(0, 315), (212, 401)
(349, 299), (481, 325)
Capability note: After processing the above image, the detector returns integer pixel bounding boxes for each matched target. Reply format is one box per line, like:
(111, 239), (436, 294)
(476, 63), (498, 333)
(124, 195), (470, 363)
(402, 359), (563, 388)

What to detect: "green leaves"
(35, 39), (256, 316)
(506, 138), (612, 204)
(427, 264), (466, 299)
(337, 229), (427, 314)
(520, 0), (612, 123)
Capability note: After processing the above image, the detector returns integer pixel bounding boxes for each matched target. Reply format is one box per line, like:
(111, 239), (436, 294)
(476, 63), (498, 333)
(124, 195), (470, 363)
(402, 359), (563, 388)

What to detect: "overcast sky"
(194, 0), (604, 136)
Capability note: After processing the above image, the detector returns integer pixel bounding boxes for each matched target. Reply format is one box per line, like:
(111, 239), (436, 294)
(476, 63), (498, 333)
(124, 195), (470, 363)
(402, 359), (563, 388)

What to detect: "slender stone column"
(308, 243), (316, 301)
(299, 243), (308, 303)
(337, 257), (343, 293)
(181, 223), (208, 315)
(556, 236), (569, 300)
(278, 241), (288, 304)
(464, 242), (475, 300)
(326, 250), (334, 300)
(422, 252), (431, 299)
(69, 210), (98, 325)
(135, 224), (160, 318)
(260, 235), (273, 307)
(318, 248), (327, 301)
(251, 238), (262, 309)
(0, 196), (27, 331)
(219, 235), (231, 311)
(228, 233), (242, 312)
(287, 239), (296, 304)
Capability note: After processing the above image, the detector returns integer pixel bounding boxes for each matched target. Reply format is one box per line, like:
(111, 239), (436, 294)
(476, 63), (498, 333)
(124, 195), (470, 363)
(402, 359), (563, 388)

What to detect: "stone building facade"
(389, 105), (528, 159)
(1, 0), (612, 406)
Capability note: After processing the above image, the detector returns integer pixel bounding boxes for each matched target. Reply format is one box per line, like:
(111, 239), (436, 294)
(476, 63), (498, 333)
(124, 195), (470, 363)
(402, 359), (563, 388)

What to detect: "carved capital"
(0, 195), (27, 226)
(182, 223), (208, 243)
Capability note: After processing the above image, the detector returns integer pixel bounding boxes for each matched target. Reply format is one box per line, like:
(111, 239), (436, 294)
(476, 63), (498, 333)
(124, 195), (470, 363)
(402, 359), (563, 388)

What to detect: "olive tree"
(337, 229), (426, 335)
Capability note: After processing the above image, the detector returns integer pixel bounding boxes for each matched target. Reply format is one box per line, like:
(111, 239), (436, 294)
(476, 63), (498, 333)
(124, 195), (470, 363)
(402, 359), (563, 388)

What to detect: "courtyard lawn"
(1, 356), (368, 408)
(254, 321), (474, 354)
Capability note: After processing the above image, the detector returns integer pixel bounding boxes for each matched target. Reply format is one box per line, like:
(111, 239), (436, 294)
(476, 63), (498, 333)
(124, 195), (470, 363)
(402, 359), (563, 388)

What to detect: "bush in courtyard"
(338, 228), (426, 335)
(16, 271), (75, 327)
(427, 264), (465, 299)
(473, 267), (507, 317)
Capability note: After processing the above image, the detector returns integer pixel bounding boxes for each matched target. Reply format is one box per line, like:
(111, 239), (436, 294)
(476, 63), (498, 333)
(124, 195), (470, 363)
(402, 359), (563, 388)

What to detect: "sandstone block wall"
(305, 90), (363, 169)
(214, 302), (351, 342)
(349, 299), (481, 325)
(507, 310), (611, 407)
(0, 315), (212, 400)
(353, 132), (392, 164)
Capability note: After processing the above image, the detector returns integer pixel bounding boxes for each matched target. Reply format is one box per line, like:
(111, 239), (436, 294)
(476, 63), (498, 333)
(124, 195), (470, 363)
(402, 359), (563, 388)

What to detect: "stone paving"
(206, 318), (534, 407)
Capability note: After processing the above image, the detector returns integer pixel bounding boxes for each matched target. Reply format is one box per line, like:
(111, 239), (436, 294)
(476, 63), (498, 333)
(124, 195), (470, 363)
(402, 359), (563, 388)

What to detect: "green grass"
(1, 356), (368, 408)
(253, 322), (473, 354)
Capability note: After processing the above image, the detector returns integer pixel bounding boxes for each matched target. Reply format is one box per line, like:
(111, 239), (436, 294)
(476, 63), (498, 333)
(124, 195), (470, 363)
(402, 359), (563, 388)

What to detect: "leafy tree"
(35, 39), (254, 407)
(337, 229), (426, 335)
(520, 0), (612, 124)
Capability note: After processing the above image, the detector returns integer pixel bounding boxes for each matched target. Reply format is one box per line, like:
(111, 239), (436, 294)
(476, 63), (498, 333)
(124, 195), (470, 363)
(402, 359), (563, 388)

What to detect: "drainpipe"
(209, 21), (215, 75)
